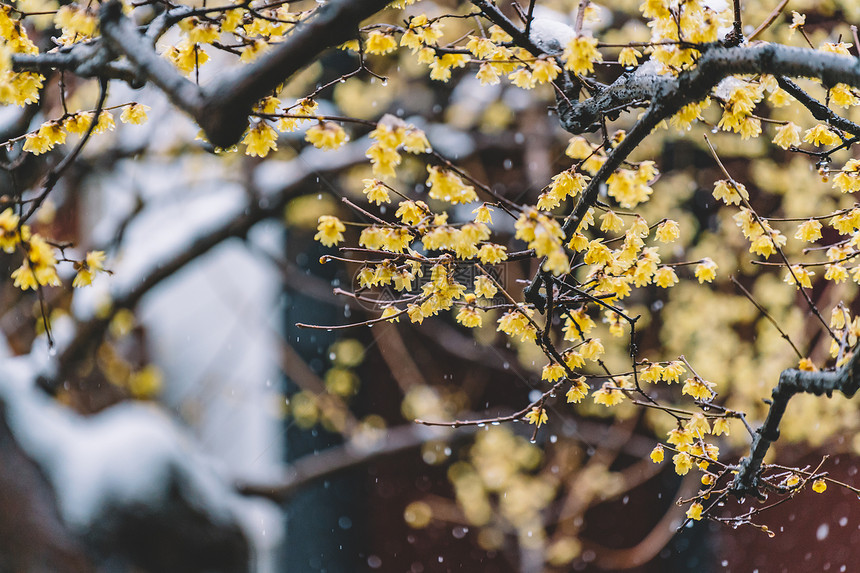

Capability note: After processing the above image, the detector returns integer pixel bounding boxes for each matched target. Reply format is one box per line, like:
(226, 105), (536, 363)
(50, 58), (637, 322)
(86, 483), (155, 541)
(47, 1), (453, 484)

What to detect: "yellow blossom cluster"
(366, 118), (431, 179)
(515, 209), (569, 275)
(643, 0), (727, 71)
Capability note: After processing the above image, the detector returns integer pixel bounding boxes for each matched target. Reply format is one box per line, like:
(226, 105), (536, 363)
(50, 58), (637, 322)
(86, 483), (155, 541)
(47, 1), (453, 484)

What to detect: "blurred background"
(3, 0), (860, 572)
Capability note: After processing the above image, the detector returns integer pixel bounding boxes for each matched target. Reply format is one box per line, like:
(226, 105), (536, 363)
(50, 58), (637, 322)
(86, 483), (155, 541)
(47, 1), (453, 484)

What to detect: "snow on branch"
(1, 351), (255, 571)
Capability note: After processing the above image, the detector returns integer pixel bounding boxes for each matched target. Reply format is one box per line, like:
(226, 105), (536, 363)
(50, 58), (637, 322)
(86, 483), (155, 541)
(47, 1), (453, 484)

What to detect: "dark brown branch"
(731, 348), (860, 495)
(39, 144), (368, 393)
(236, 425), (475, 503)
(12, 51), (140, 86)
(198, 0), (392, 148)
(776, 76), (860, 137)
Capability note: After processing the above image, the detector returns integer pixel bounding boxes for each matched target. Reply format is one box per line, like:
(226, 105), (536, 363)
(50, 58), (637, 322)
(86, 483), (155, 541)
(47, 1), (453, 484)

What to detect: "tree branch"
(236, 425), (475, 503)
(40, 143), (368, 393)
(731, 348), (860, 495)
(199, 0), (392, 148)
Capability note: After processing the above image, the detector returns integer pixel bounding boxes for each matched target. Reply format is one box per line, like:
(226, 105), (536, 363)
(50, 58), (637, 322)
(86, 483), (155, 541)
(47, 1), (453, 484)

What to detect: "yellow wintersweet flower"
(366, 144), (401, 178)
(564, 308), (595, 338)
(694, 258), (717, 283)
(650, 444), (664, 463)
(12, 234), (60, 291)
(426, 166), (477, 204)
(362, 179), (390, 205)
(830, 84), (858, 108)
(403, 128), (431, 154)
(72, 250), (106, 287)
(712, 179), (749, 205)
(599, 210), (624, 233)
(22, 131), (51, 155)
(221, 9), (244, 34)
(476, 63), (501, 86)
(497, 308), (536, 342)
(562, 36), (602, 76)
(825, 264), (849, 283)
(54, 5), (98, 38)
(565, 136), (593, 159)
(541, 362), (565, 382)
(187, 22), (219, 45)
(365, 30), (398, 55)
(655, 220), (680, 243)
(671, 99), (709, 131)
(455, 306), (482, 328)
(429, 53), (469, 82)
(472, 205), (493, 224)
(525, 407), (548, 427)
(566, 377), (589, 403)
(640, 362), (664, 383)
(314, 215), (346, 247)
(789, 11), (805, 35)
(564, 352), (585, 370)
(821, 42), (853, 56)
(682, 377), (715, 400)
(653, 266), (678, 288)
(804, 124), (841, 147)
(395, 200), (428, 226)
(686, 502), (703, 521)
(508, 67), (534, 89)
(686, 413), (710, 435)
(466, 35), (495, 59)
(833, 158), (860, 193)
(477, 243), (507, 264)
(120, 103), (150, 125)
(240, 39), (266, 62)
(584, 240), (612, 266)
(381, 307), (401, 322)
(167, 41), (209, 74)
(531, 58), (561, 84)
(712, 418), (730, 436)
(393, 270), (414, 292)
(488, 25), (511, 43)
(593, 382), (624, 406)
(580, 338), (604, 361)
(0, 208), (20, 252)
(381, 228), (412, 253)
(673, 452), (693, 475)
(662, 361), (686, 383)
(812, 479), (827, 493)
(618, 47), (641, 68)
(474, 275), (497, 299)
(242, 123), (278, 157)
(785, 264), (814, 288)
(306, 122), (349, 150)
(63, 113), (91, 135)
(550, 170), (586, 199)
(790, 222), (821, 247)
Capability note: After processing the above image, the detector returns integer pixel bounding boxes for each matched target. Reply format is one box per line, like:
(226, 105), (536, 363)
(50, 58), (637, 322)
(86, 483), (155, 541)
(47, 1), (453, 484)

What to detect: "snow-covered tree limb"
(2, 357), (253, 572)
(97, 0), (392, 148)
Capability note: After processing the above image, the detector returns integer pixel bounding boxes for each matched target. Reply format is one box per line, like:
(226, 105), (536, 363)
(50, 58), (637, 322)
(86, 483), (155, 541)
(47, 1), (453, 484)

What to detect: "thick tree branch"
(199, 0), (392, 148)
(777, 76), (860, 137)
(12, 50), (140, 86)
(731, 348), (860, 495)
(525, 44), (860, 307)
(97, 0), (393, 148)
(99, 1), (205, 120)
